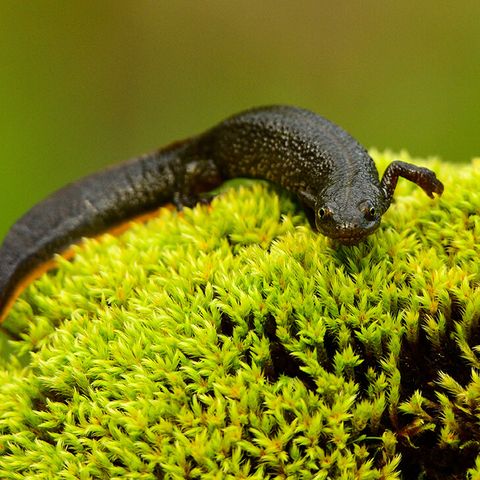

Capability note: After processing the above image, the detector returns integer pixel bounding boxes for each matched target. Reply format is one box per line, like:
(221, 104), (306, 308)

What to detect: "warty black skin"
(0, 105), (444, 321)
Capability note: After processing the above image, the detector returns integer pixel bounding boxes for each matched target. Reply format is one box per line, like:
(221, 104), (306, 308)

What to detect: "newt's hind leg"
(380, 160), (444, 208)
(173, 159), (223, 210)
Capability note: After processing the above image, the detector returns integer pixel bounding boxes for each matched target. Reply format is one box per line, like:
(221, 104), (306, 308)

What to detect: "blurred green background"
(1, 1), (479, 239)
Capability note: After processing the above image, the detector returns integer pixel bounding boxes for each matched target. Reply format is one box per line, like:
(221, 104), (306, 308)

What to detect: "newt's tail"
(0, 248), (63, 324)
(0, 247), (19, 323)
(0, 144), (192, 324)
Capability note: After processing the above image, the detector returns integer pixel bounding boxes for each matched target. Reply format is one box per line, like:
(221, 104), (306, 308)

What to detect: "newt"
(0, 105), (444, 322)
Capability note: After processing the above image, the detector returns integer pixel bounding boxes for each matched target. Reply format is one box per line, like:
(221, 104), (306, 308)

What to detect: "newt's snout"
(315, 205), (381, 245)
(331, 222), (380, 245)
(323, 222), (380, 245)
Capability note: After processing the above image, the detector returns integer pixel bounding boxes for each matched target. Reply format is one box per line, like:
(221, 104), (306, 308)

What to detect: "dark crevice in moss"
(285, 313), (300, 338)
(320, 327), (340, 372)
(399, 304), (471, 401)
(394, 293), (480, 477)
(219, 312), (234, 336)
(263, 315), (316, 390)
(219, 309), (318, 390)
(152, 464), (165, 479)
(400, 434), (478, 480)
(31, 392), (52, 412)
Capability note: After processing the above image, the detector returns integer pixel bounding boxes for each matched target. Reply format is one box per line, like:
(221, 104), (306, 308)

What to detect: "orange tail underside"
(0, 206), (175, 324)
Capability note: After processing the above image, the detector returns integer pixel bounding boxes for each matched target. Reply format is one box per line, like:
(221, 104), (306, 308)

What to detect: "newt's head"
(314, 189), (385, 245)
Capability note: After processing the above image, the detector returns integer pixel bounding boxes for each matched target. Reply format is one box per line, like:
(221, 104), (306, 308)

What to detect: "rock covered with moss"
(0, 151), (479, 479)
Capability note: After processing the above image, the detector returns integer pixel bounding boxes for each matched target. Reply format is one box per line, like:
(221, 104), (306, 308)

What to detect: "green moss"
(1, 151), (479, 479)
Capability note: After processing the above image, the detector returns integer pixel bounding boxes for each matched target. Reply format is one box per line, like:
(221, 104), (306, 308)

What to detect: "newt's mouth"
(326, 225), (380, 245)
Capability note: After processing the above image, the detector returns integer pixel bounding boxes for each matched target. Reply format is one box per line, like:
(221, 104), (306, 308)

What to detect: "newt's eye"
(364, 204), (377, 221)
(318, 207), (331, 220)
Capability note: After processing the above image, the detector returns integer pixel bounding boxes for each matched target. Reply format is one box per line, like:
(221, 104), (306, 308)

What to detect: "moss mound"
(1, 151), (480, 479)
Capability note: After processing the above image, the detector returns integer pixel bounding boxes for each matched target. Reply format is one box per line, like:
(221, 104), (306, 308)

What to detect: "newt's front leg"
(380, 160), (444, 208)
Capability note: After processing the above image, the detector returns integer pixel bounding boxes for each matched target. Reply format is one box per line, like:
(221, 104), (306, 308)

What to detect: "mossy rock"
(1, 151), (479, 479)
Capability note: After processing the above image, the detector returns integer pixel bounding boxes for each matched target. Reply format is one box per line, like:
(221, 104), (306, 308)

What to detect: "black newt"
(0, 105), (443, 322)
